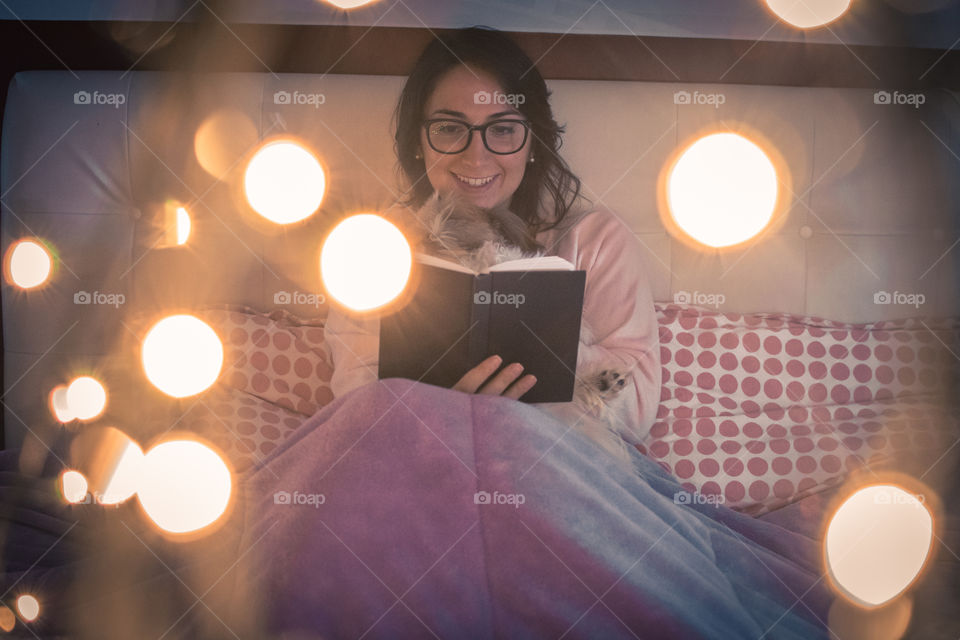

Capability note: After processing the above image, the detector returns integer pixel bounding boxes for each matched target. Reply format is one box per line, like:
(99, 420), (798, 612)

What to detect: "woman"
(325, 26), (661, 446)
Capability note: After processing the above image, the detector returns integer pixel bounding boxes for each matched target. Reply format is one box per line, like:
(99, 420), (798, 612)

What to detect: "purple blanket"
(218, 378), (833, 639)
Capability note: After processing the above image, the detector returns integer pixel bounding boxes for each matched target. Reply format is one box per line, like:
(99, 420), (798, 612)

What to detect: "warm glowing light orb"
(321, 214), (412, 311)
(65, 376), (107, 421)
(49, 384), (74, 422)
(15, 595), (39, 622)
(142, 315), (224, 398)
(244, 141), (326, 224)
(177, 207), (191, 244)
(98, 438), (144, 505)
(765, 0), (852, 28)
(138, 440), (232, 534)
(667, 132), (779, 248)
(61, 470), (89, 503)
(194, 109), (258, 180)
(0, 605), (14, 632)
(324, 0), (378, 7)
(826, 484), (933, 607)
(6, 239), (52, 289)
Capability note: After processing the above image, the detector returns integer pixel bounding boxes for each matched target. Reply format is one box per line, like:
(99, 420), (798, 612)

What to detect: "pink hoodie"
(323, 206), (661, 443)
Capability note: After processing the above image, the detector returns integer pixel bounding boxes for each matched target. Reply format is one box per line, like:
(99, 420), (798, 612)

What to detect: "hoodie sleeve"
(542, 208), (661, 443)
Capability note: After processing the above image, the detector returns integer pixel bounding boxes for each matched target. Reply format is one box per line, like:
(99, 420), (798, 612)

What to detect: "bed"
(1, 71), (959, 638)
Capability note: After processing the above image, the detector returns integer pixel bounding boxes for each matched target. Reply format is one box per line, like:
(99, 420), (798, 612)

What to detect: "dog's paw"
(596, 369), (628, 399)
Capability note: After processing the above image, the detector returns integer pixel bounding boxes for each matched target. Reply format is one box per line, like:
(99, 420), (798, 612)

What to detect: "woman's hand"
(452, 355), (537, 399)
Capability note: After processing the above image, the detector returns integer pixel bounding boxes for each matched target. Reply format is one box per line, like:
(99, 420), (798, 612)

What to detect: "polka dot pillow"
(641, 304), (960, 515)
(204, 306), (335, 416)
(179, 383), (306, 472)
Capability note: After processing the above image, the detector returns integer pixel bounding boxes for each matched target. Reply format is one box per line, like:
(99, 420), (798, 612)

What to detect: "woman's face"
(420, 65), (532, 210)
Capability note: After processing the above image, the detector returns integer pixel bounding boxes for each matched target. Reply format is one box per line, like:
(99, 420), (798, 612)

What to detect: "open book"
(378, 253), (586, 402)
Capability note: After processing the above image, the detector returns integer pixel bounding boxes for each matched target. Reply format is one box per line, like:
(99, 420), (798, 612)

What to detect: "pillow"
(208, 306), (335, 416)
(178, 383), (306, 472)
(640, 304), (960, 515)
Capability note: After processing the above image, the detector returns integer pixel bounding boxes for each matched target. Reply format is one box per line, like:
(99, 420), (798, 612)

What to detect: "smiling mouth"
(453, 172), (496, 187)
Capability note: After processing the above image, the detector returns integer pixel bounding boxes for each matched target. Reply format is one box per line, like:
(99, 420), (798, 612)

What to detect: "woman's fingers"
(450, 356), (537, 398)
(477, 362), (527, 396)
(451, 355), (503, 393)
(502, 374), (537, 400)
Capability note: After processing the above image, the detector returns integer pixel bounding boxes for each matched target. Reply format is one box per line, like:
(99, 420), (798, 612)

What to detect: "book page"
(488, 256), (575, 272)
(415, 253), (477, 275)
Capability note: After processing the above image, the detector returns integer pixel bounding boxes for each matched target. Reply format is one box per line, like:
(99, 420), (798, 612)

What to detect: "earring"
(415, 152), (422, 160)
(528, 156), (535, 164)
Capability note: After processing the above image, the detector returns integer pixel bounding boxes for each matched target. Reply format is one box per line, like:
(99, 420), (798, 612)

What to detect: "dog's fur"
(400, 192), (636, 463)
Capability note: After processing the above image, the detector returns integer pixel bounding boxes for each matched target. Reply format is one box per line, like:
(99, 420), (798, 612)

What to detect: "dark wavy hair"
(393, 27), (584, 245)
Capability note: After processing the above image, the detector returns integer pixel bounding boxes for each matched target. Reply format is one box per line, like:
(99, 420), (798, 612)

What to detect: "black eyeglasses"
(422, 118), (530, 155)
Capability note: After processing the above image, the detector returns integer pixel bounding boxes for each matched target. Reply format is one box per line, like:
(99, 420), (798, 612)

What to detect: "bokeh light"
(60, 469), (89, 503)
(177, 207), (191, 245)
(48, 384), (74, 422)
(5, 239), (52, 289)
(194, 109), (258, 181)
(96, 432), (144, 505)
(0, 605), (14, 632)
(65, 376), (107, 421)
(324, 0), (379, 7)
(825, 484), (933, 607)
(667, 132), (779, 248)
(138, 439), (232, 534)
(765, 0), (852, 28)
(244, 140), (326, 224)
(15, 595), (39, 622)
(321, 214), (412, 311)
(142, 315), (224, 398)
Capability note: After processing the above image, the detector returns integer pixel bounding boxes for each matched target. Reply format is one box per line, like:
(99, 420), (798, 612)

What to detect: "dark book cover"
(378, 257), (586, 402)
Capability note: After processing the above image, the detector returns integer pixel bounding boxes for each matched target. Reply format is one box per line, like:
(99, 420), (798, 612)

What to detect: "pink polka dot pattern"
(179, 384), (304, 472)
(195, 306), (335, 417)
(642, 304), (960, 515)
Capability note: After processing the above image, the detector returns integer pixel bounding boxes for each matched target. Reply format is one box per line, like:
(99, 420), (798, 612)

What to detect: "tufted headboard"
(2, 70), (959, 449)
